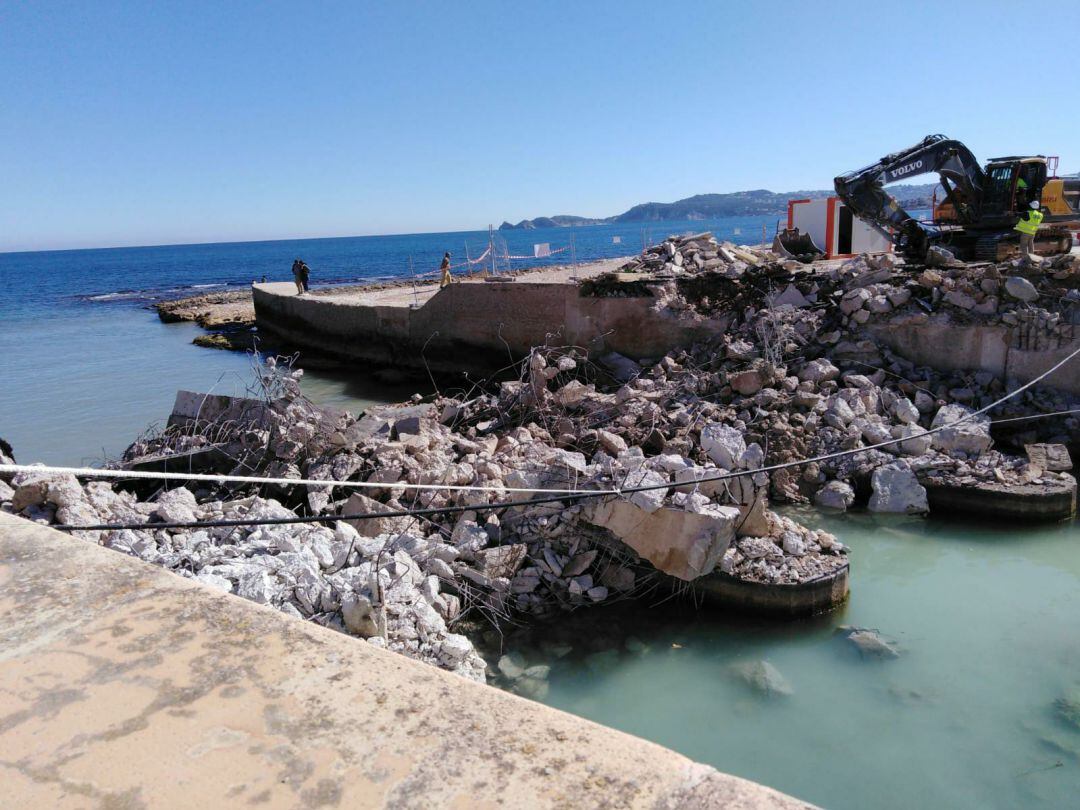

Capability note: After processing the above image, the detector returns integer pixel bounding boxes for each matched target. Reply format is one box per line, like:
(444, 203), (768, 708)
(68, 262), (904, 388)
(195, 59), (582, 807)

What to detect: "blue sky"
(2, 0), (1078, 252)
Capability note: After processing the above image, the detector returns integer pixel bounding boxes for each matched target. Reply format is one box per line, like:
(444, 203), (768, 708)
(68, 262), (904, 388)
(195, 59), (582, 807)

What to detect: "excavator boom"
(834, 134), (986, 256)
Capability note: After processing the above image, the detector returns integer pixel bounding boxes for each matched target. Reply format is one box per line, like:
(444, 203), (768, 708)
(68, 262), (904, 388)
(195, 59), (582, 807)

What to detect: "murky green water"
(492, 509), (1080, 809)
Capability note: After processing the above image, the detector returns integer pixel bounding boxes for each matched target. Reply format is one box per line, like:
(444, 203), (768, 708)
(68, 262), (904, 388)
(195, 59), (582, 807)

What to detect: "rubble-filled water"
(496, 509), (1080, 810)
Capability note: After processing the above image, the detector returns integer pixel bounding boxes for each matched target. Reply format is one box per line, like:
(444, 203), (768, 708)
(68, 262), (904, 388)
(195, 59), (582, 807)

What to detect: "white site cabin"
(787, 197), (893, 258)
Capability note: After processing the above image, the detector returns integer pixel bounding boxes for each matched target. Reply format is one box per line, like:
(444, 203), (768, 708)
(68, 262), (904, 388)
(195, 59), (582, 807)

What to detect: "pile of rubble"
(0, 463), (487, 681)
(614, 231), (775, 280)
(4, 234), (1078, 683)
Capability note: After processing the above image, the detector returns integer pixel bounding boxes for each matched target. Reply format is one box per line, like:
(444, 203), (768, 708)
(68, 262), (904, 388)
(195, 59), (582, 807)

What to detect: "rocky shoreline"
(5, 233), (1077, 687)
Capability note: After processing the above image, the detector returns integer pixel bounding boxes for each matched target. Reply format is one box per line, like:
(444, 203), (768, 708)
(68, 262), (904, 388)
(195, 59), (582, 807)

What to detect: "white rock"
(893, 397), (920, 425)
(895, 424), (932, 456)
(814, 481), (855, 511)
(440, 633), (477, 666)
(700, 424), (746, 470)
(868, 464), (928, 514)
(621, 468), (668, 513)
(930, 404), (992, 456)
(152, 488), (198, 524)
(582, 498), (740, 581)
(782, 531), (807, 556)
(597, 429), (628, 455)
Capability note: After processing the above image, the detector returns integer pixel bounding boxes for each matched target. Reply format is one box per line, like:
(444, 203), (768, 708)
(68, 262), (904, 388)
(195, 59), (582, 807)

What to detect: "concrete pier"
(0, 513), (810, 809)
(252, 261), (730, 375)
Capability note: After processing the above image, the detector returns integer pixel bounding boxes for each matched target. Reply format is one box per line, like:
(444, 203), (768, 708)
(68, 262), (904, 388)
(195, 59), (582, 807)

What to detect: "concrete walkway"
(288, 257), (628, 309)
(0, 513), (811, 809)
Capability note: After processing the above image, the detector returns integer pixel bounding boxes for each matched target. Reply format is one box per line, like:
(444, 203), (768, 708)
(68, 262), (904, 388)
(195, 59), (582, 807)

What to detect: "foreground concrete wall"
(0, 513), (810, 809)
(868, 320), (1080, 395)
(253, 282), (726, 373)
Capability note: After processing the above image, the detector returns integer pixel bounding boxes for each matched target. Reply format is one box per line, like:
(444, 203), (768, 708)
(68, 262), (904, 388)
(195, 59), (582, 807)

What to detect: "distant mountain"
(499, 183), (940, 229)
(497, 215), (607, 230)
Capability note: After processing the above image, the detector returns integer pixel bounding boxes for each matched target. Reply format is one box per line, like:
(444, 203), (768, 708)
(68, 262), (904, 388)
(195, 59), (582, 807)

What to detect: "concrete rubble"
(4, 233), (1078, 683)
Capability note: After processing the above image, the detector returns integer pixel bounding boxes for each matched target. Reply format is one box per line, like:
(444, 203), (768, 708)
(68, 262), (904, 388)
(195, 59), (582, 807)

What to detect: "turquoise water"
(0, 304), (422, 465)
(495, 509), (1080, 810)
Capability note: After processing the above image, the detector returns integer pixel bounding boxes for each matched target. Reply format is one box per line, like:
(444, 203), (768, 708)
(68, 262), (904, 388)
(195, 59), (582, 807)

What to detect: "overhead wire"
(4, 342), (1077, 534)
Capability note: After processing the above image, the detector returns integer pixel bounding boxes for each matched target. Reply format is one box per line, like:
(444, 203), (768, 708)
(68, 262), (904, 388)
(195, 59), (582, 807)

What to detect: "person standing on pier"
(439, 252), (453, 289)
(292, 258), (311, 294)
(299, 259), (310, 293)
(291, 259), (304, 294)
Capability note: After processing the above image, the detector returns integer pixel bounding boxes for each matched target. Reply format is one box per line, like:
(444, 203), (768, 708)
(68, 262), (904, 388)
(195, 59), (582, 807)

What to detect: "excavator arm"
(834, 134), (986, 257)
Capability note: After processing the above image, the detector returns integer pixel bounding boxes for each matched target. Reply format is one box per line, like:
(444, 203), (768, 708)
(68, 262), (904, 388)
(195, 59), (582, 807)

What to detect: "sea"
(2, 215), (1078, 809)
(0, 215), (773, 465)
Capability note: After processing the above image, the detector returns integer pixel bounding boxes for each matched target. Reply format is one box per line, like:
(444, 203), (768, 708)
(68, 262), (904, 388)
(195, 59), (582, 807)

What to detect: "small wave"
(83, 290), (143, 302)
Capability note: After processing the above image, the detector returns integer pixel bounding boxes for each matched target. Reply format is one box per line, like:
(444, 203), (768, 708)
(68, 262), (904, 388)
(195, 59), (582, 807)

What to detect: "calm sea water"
(0, 216), (773, 463)
(496, 509), (1080, 810)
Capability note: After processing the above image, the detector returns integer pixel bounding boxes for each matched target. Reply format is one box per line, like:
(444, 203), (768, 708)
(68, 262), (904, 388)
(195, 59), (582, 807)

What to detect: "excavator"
(832, 134), (1079, 261)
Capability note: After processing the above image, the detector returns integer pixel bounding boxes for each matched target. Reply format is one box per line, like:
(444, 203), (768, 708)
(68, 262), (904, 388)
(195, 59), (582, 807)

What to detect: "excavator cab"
(980, 157), (1047, 221)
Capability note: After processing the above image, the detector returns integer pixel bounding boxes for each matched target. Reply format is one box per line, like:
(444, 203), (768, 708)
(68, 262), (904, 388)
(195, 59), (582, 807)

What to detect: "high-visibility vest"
(1015, 209), (1044, 235)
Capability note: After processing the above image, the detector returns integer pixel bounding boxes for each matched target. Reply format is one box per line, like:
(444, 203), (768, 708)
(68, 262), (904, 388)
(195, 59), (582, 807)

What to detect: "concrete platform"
(0, 513), (811, 809)
(253, 259), (731, 375)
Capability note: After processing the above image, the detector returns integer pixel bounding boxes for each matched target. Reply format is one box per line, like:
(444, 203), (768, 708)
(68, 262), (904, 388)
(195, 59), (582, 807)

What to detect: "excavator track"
(974, 235), (1004, 262)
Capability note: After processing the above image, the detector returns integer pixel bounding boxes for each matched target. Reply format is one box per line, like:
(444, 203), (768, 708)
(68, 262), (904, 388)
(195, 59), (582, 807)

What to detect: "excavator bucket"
(772, 228), (824, 263)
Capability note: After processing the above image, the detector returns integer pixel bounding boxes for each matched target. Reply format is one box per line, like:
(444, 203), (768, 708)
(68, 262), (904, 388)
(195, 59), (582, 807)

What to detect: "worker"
(439, 252), (453, 289)
(1014, 200), (1044, 260)
(1015, 177), (1029, 210)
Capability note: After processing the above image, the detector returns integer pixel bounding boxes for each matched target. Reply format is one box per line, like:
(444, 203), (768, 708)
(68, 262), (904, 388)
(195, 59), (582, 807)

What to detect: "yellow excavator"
(833, 135), (1080, 260)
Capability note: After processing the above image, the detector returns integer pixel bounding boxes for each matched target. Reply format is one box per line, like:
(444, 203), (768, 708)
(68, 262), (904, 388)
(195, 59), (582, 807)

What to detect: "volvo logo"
(890, 159), (924, 178)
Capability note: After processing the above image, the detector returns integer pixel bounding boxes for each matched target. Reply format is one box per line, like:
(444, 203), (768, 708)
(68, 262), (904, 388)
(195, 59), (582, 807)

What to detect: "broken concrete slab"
(582, 497), (740, 581)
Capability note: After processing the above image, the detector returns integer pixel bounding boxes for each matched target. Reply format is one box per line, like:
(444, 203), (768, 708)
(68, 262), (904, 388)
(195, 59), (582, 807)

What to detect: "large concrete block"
(582, 498), (740, 580)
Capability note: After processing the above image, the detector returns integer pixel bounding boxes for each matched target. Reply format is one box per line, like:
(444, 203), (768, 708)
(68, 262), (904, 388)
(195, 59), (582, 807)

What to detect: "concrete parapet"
(0, 513), (811, 809)
(922, 477), (1077, 522)
(692, 565), (851, 617)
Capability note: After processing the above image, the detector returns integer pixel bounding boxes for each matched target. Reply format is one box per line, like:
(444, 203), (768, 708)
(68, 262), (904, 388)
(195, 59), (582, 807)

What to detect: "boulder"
(152, 487), (198, 524)
(582, 498), (740, 581)
(814, 480), (855, 511)
(893, 397), (920, 425)
(343, 492), (413, 538)
(1004, 276), (1038, 302)
(341, 592), (383, 638)
(868, 464), (928, 514)
(799, 358), (839, 384)
(731, 660), (793, 697)
(930, 404), (992, 456)
(700, 424), (746, 470)
(894, 425), (932, 456)
(621, 467), (668, 513)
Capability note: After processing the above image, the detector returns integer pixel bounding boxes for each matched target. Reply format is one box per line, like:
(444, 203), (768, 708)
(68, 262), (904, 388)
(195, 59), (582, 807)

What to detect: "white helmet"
(1030, 200), (1040, 209)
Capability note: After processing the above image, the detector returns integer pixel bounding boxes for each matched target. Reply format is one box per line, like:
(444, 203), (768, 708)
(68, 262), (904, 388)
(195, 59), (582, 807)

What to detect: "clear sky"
(2, 0), (1078, 252)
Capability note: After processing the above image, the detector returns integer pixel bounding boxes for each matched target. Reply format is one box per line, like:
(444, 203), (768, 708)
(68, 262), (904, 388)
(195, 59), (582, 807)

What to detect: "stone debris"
(843, 627), (901, 660)
(4, 236), (1078, 684)
(731, 659), (794, 697)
